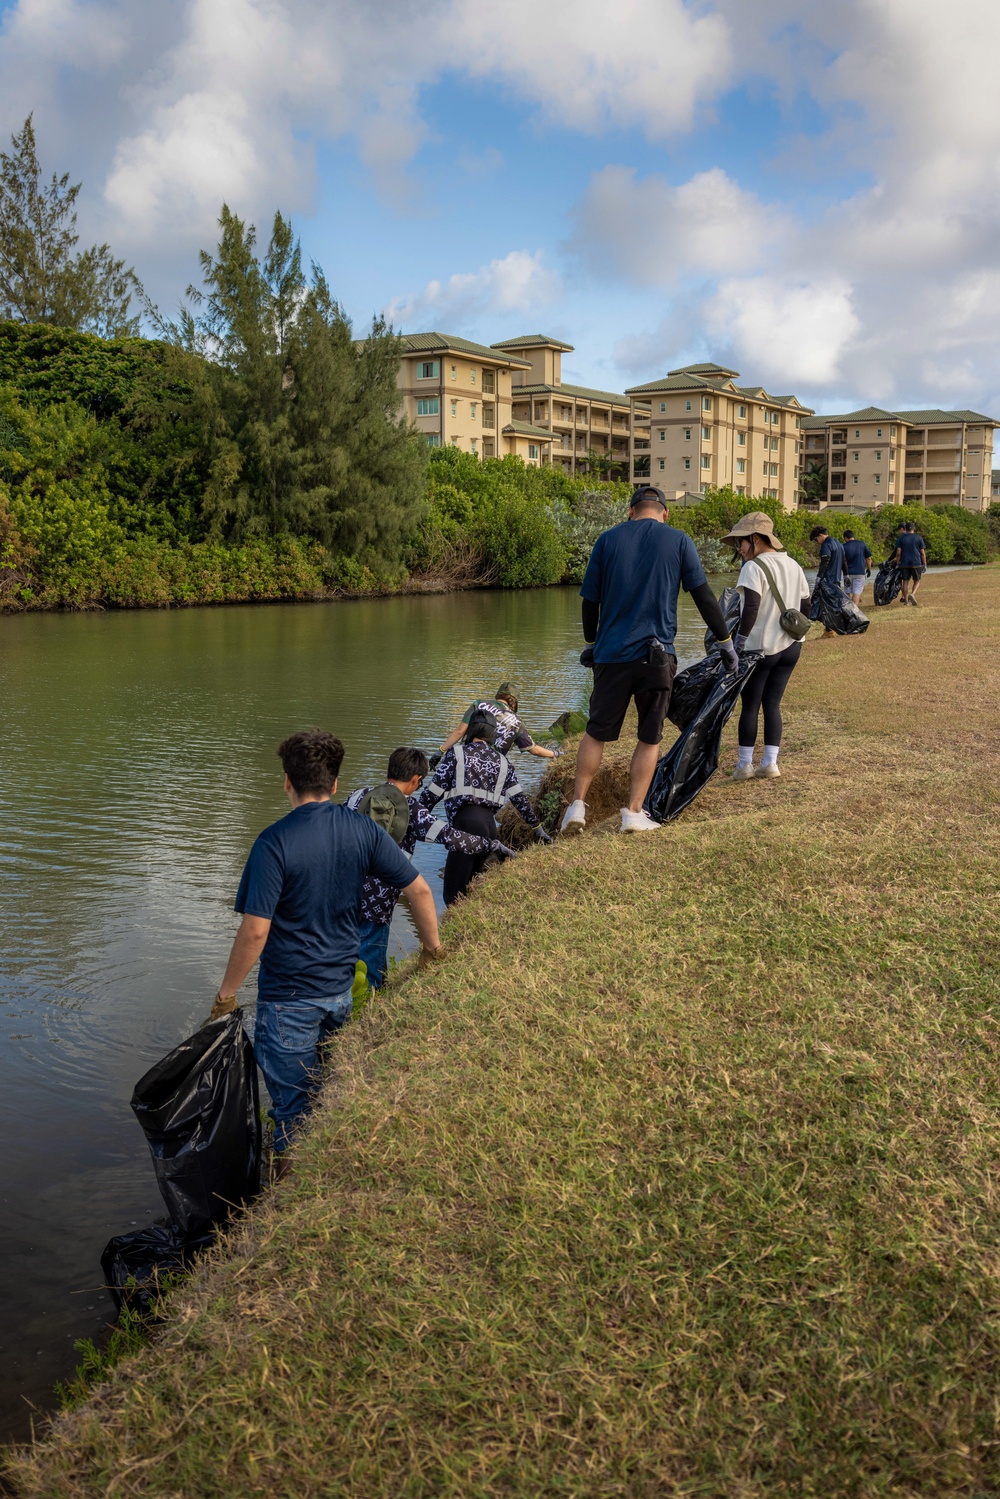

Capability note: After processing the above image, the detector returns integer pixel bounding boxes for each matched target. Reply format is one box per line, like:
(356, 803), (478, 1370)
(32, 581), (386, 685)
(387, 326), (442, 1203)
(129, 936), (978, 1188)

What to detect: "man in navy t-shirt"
(561, 485), (736, 836)
(809, 525), (849, 638)
(894, 522), (927, 607)
(213, 729), (443, 1155)
(842, 530), (872, 604)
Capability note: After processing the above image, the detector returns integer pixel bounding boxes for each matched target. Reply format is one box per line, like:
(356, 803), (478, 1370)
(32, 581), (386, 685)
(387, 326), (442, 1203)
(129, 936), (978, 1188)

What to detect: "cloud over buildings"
(385, 250), (561, 332)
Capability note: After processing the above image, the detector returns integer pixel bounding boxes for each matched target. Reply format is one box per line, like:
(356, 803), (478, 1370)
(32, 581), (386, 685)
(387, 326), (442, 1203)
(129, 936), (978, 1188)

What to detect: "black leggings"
(443, 803), (497, 907)
(738, 641), (802, 748)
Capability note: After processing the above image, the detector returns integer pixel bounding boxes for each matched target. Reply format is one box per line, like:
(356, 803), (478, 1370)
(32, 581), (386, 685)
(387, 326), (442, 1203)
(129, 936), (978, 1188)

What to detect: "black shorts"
(587, 657), (677, 745)
(899, 567), (921, 581)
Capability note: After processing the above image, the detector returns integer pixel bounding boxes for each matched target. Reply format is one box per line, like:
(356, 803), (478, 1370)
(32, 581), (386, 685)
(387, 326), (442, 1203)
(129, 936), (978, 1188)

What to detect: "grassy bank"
(7, 570), (1000, 1497)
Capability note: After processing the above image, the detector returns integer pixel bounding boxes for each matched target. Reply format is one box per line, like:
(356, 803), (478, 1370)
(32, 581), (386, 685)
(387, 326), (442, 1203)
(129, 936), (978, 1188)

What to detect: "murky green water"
(0, 585), (720, 1437)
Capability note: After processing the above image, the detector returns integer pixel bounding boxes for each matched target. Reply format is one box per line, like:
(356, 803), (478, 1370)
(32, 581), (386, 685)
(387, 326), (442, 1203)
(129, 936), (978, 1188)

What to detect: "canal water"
(0, 585), (722, 1437)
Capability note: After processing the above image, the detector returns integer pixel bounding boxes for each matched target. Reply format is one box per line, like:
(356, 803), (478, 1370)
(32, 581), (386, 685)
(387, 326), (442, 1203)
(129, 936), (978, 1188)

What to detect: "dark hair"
(905, 521), (915, 531)
(843, 529), (855, 539)
(277, 729), (344, 795)
(809, 525), (828, 540)
(497, 691), (519, 714)
(464, 710), (497, 746)
(387, 746), (429, 782)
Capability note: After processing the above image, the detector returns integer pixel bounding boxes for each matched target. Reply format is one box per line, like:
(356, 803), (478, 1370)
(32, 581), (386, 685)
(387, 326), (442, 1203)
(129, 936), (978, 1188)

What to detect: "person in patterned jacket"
(347, 747), (505, 990)
(420, 710), (550, 906)
(439, 682), (558, 761)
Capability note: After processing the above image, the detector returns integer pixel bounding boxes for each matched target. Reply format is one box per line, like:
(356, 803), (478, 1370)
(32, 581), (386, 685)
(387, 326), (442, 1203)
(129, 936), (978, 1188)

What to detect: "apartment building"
(801, 407), (996, 512)
(490, 334), (641, 479)
(625, 363), (813, 512)
(397, 333), (555, 465)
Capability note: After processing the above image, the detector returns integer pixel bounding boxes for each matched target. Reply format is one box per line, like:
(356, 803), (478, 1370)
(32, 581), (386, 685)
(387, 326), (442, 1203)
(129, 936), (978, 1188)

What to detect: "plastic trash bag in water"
(101, 1010), (261, 1311)
(873, 560), (902, 606)
(101, 1223), (215, 1316)
(646, 652), (762, 824)
(668, 652), (731, 732)
(810, 576), (870, 635)
(703, 586), (742, 654)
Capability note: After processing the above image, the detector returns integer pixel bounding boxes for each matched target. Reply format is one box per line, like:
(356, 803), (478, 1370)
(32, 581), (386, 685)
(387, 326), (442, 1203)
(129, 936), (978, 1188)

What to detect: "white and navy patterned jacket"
(419, 742), (539, 827)
(463, 700), (534, 756)
(346, 787), (496, 926)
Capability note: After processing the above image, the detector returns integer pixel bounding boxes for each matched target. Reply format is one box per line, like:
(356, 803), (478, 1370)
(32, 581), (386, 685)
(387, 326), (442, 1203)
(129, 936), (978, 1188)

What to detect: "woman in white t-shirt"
(720, 512), (810, 782)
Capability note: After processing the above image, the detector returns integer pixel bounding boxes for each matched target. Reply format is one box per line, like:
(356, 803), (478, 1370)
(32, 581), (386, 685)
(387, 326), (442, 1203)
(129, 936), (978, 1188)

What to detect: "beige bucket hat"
(719, 511), (784, 550)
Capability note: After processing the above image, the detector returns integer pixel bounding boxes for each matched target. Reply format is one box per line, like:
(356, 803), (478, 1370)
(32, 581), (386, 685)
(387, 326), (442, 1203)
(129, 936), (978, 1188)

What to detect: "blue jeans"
(358, 919), (391, 991)
(254, 989), (353, 1152)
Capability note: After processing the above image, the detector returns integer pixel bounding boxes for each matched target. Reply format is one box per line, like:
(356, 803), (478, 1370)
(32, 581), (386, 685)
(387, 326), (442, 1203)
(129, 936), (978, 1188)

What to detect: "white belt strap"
(443, 743), (511, 808)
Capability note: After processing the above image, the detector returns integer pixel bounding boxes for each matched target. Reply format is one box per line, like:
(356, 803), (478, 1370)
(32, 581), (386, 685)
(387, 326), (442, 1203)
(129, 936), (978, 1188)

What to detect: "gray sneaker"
(732, 764), (755, 781)
(754, 764), (781, 779)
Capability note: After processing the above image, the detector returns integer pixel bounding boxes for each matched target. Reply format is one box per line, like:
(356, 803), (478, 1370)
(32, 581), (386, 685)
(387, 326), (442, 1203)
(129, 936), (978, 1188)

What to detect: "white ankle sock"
(761, 745), (780, 768)
(737, 746), (754, 769)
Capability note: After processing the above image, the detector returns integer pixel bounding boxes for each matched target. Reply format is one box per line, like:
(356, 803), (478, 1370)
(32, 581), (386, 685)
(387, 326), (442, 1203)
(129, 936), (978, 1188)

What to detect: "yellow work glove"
(208, 991), (239, 1023)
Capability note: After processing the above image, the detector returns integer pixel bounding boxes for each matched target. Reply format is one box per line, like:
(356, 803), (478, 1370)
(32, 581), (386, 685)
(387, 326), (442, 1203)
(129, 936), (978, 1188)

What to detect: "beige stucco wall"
(804, 417), (994, 511)
(397, 352), (514, 459)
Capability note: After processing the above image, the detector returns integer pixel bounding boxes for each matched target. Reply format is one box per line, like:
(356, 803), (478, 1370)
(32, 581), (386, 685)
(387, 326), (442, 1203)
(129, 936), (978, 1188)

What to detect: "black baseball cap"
(630, 485), (668, 509)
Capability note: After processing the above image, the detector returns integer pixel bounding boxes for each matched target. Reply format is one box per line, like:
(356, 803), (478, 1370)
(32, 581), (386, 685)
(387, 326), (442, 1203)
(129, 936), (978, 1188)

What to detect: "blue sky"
(2, 0), (1000, 416)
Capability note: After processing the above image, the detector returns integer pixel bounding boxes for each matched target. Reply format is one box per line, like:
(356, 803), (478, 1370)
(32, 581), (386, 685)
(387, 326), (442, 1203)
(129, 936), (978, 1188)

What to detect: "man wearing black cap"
(562, 485), (736, 835)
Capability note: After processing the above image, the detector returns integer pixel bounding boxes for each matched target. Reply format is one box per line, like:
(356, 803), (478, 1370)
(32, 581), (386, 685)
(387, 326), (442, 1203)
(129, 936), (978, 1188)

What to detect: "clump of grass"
(6, 570), (1000, 1498)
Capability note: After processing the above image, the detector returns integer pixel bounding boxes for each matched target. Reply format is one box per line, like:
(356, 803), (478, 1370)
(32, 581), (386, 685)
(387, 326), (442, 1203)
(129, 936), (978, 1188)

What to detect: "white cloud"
(448, 0), (731, 138)
(704, 276), (859, 388)
(386, 250), (560, 331)
(572, 165), (785, 285)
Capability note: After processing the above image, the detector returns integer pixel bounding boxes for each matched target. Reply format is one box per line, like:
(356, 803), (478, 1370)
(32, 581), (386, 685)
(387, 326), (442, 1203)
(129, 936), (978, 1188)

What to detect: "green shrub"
(869, 504), (956, 564)
(471, 490), (565, 588)
(929, 505), (994, 565)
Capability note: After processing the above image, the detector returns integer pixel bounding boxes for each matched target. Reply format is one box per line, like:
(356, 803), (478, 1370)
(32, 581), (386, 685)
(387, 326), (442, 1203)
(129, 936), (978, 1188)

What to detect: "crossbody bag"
(754, 558), (812, 641)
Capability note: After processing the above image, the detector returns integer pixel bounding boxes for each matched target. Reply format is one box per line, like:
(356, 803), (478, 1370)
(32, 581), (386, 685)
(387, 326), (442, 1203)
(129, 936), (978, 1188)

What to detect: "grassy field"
(7, 569), (1000, 1498)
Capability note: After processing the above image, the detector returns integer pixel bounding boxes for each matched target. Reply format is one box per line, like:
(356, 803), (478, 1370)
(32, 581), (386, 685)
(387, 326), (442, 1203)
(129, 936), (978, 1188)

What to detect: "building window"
(426, 434), (440, 447)
(854, 428), (860, 438)
(852, 474), (858, 484)
(684, 427), (692, 440)
(875, 450), (881, 460)
(481, 370), (494, 393)
(793, 465), (798, 477)
(417, 360), (439, 379)
(451, 400), (457, 417)
(483, 439), (494, 457)
(795, 417), (801, 429)
(769, 463), (778, 477)
(451, 365), (457, 381)
(763, 460), (769, 474)
(470, 371), (476, 385)
(683, 457), (691, 470)
(890, 425), (896, 437)
(470, 438), (477, 453)
(685, 400), (692, 411)
(701, 455), (711, 469)
(659, 429), (666, 442)
(736, 458), (746, 473)
(852, 451), (859, 461)
(702, 396), (712, 411)
(737, 432), (746, 447)
(794, 441), (799, 453)
(528, 444), (539, 460)
(771, 437), (779, 451)
(416, 398), (439, 415)
(875, 473), (881, 483)
(736, 485), (745, 495)
(701, 426), (710, 440)
(876, 427), (882, 437)
(737, 405), (746, 419)
(658, 458), (665, 471)
(660, 401), (666, 412)
(470, 403), (477, 419)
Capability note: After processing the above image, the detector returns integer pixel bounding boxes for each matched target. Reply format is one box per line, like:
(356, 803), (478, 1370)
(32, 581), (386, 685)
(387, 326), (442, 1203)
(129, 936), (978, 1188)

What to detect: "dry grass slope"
(6, 570), (1000, 1498)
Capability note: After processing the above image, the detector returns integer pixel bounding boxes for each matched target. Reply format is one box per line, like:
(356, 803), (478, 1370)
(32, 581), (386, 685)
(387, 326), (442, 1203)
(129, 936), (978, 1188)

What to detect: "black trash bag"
(809, 576), (870, 635)
(873, 559), (901, 606)
(703, 585), (742, 653)
(100, 1222), (215, 1317)
(130, 1010), (262, 1240)
(668, 651), (730, 732)
(645, 652), (762, 824)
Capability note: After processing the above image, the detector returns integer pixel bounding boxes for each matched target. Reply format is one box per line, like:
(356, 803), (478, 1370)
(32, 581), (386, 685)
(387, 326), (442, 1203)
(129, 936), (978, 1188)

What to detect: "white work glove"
(719, 640), (740, 673)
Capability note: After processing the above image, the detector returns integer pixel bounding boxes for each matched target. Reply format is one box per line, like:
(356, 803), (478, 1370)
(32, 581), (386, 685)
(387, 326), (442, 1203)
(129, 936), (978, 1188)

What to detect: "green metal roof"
(510, 380), (631, 407)
(803, 406), (997, 428)
(501, 421), (556, 441)
(400, 332), (532, 367)
(490, 333), (574, 352)
(668, 361), (740, 378)
(627, 372), (812, 412)
(625, 372), (730, 394)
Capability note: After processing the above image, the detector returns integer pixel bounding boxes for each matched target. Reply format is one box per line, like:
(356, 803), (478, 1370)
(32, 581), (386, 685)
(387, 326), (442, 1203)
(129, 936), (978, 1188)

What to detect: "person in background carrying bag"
(720, 512), (810, 782)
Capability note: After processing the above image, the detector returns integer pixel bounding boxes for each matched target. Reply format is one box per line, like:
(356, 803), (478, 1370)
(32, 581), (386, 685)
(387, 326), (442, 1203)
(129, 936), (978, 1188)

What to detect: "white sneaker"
(732, 764), (755, 781)
(620, 807), (662, 833)
(560, 799), (587, 836)
(754, 763), (781, 779)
